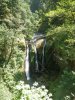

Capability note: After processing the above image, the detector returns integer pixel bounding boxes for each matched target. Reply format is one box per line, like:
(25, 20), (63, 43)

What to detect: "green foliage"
(52, 26), (74, 67)
(49, 69), (75, 100)
(0, 24), (15, 67)
(0, 81), (12, 100)
(38, 0), (75, 71)
(0, 0), (75, 100)
(13, 81), (53, 100)
(0, 0), (39, 87)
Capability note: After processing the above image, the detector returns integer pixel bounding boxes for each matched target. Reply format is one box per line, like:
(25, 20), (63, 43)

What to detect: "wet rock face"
(36, 39), (45, 49)
(24, 34), (46, 80)
(32, 34), (46, 49)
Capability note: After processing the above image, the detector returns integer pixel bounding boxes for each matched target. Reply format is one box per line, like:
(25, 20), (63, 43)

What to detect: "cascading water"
(42, 39), (46, 71)
(34, 43), (39, 72)
(25, 43), (30, 80)
(24, 34), (46, 80)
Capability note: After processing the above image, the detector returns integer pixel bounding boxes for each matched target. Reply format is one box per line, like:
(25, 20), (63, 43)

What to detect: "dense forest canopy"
(0, 0), (75, 100)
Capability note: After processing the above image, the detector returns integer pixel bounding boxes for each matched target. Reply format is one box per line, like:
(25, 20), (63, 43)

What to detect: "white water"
(25, 44), (30, 80)
(42, 39), (46, 71)
(25, 34), (46, 80)
(34, 43), (39, 72)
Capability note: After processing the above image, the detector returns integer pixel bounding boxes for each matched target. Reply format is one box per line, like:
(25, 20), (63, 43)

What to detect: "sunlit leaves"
(14, 81), (53, 100)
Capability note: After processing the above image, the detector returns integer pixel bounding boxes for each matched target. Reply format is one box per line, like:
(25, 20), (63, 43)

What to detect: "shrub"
(13, 81), (53, 100)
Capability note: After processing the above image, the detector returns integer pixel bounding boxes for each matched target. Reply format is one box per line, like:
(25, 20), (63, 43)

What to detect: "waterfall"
(24, 34), (46, 80)
(42, 39), (46, 71)
(34, 43), (39, 72)
(25, 44), (30, 80)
